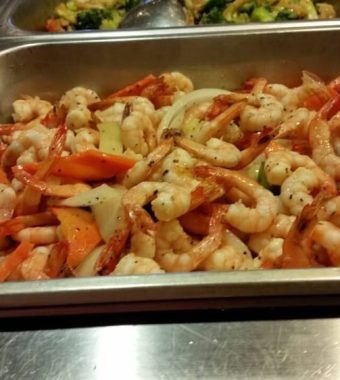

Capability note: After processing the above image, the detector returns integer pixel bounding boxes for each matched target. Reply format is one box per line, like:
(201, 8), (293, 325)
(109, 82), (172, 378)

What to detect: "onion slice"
(157, 88), (231, 141)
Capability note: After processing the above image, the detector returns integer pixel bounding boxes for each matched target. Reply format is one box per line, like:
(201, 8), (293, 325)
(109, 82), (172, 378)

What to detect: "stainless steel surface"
(120, 0), (186, 29)
(1, 317), (340, 379)
(0, 29), (340, 314)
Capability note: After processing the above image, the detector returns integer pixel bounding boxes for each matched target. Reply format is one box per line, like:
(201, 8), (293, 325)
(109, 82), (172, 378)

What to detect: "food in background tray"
(188, 0), (337, 25)
(0, 70), (339, 281)
(45, 0), (337, 31)
(45, 0), (136, 31)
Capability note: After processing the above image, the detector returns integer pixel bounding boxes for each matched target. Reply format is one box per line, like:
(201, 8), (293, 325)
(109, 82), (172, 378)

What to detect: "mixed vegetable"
(45, 0), (337, 31)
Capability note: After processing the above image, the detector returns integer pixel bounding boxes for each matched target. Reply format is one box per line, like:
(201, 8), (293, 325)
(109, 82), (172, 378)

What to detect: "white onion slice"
(157, 88), (231, 141)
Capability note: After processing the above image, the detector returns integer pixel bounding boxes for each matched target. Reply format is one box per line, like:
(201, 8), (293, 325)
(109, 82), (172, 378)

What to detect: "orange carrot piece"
(22, 150), (136, 181)
(0, 242), (34, 282)
(52, 207), (102, 268)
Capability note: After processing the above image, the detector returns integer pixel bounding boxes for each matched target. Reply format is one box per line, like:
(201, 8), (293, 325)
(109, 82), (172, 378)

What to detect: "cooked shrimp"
(150, 147), (200, 191)
(0, 184), (17, 224)
(160, 72), (194, 94)
(248, 214), (295, 254)
(193, 102), (246, 143)
(264, 149), (328, 186)
(280, 193), (326, 268)
(175, 137), (241, 168)
(280, 167), (331, 216)
(240, 93), (284, 132)
(123, 182), (192, 222)
(12, 96), (53, 123)
(200, 229), (258, 271)
(12, 226), (58, 245)
(259, 238), (283, 268)
(60, 87), (100, 130)
(19, 245), (52, 280)
(155, 208), (223, 272)
(312, 221), (340, 266)
(2, 124), (53, 167)
(122, 138), (173, 188)
(121, 111), (156, 157)
(72, 128), (99, 153)
(309, 117), (340, 180)
(196, 166), (278, 233)
(278, 107), (314, 138)
(265, 71), (330, 110)
(113, 253), (164, 275)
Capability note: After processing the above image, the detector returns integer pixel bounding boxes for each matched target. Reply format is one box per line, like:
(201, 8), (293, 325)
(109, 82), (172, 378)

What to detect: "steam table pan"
(0, 28), (339, 316)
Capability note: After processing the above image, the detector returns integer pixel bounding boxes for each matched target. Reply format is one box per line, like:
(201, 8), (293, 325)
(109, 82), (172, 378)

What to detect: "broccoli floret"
(75, 8), (121, 30)
(200, 7), (225, 23)
(275, 8), (299, 20)
(203, 0), (233, 13)
(238, 0), (256, 15)
(100, 9), (125, 29)
(75, 9), (106, 29)
(251, 6), (275, 21)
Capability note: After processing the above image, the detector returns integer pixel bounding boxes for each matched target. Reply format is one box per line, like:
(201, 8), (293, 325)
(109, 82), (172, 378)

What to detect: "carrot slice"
(52, 207), (102, 268)
(21, 150), (136, 181)
(0, 242), (34, 282)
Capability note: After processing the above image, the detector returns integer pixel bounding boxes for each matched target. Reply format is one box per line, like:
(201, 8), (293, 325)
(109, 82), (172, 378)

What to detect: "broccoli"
(199, 0), (232, 24)
(74, 8), (124, 30)
(200, 7), (225, 23)
(275, 8), (299, 20)
(251, 6), (275, 21)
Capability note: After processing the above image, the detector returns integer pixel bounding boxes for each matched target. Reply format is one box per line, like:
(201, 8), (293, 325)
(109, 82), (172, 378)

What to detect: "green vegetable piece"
(55, 3), (77, 23)
(275, 8), (299, 20)
(66, 1), (77, 11)
(98, 122), (123, 155)
(100, 9), (124, 29)
(257, 161), (271, 189)
(251, 6), (275, 22)
(200, 7), (226, 23)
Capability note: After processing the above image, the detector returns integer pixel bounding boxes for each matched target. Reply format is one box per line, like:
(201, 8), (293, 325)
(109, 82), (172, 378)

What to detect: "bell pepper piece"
(52, 207), (102, 268)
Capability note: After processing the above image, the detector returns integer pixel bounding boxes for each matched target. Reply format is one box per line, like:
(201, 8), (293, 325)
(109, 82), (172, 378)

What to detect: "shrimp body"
(279, 107), (314, 138)
(122, 138), (173, 188)
(160, 72), (194, 94)
(60, 87), (100, 130)
(0, 184), (17, 224)
(200, 229), (258, 271)
(280, 167), (323, 216)
(12, 226), (58, 245)
(309, 118), (340, 180)
(176, 137), (241, 168)
(121, 111), (156, 157)
(151, 147), (200, 191)
(265, 71), (329, 110)
(312, 221), (340, 266)
(196, 166), (278, 233)
(156, 212), (223, 272)
(12, 97), (52, 123)
(72, 128), (99, 153)
(123, 182), (191, 222)
(2, 124), (53, 166)
(113, 253), (164, 275)
(240, 93), (284, 132)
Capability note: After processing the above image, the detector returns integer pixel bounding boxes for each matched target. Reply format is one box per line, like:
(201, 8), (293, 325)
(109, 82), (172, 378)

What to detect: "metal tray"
(0, 28), (340, 316)
(2, 0), (340, 36)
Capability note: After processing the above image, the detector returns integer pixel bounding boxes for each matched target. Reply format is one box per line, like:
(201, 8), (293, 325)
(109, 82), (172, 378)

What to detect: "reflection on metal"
(1, 318), (340, 379)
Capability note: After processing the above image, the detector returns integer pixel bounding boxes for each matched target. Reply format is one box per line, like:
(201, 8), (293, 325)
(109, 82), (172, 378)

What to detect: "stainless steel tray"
(2, 0), (340, 36)
(0, 28), (340, 316)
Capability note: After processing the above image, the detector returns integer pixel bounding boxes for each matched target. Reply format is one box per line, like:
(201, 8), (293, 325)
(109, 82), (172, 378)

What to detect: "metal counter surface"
(1, 311), (340, 379)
